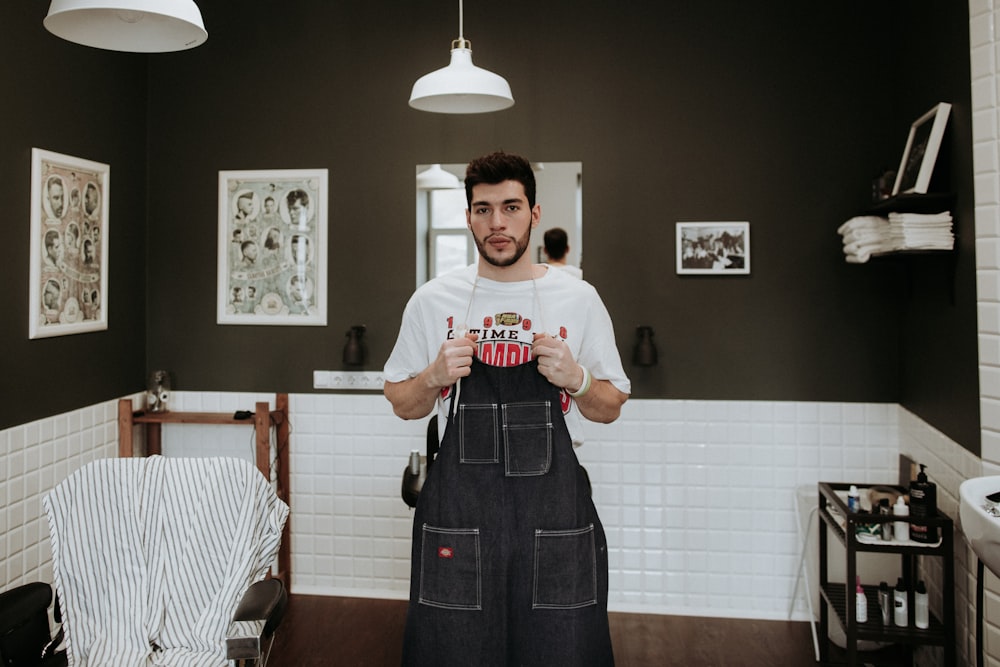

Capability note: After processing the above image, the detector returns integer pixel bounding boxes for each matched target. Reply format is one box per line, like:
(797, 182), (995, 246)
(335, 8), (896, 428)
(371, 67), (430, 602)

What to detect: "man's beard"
(473, 228), (531, 267)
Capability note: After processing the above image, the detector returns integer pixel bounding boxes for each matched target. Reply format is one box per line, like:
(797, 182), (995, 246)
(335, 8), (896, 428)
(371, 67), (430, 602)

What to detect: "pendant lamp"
(44, 0), (207, 52)
(416, 164), (462, 190)
(409, 0), (514, 114)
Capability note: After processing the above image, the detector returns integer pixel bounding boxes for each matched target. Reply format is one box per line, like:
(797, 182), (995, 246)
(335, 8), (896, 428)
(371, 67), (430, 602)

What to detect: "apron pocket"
(458, 404), (499, 464)
(503, 402), (552, 476)
(418, 524), (482, 610)
(532, 524), (598, 609)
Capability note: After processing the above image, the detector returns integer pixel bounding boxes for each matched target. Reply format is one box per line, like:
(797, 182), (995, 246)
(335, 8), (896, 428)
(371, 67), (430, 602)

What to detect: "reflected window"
(428, 188), (473, 280)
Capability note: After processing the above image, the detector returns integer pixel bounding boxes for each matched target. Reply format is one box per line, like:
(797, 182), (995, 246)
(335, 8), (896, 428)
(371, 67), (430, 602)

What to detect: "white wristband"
(568, 366), (592, 398)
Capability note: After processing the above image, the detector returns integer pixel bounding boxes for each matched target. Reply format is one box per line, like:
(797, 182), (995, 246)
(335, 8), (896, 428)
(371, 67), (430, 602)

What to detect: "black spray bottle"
(909, 464), (938, 544)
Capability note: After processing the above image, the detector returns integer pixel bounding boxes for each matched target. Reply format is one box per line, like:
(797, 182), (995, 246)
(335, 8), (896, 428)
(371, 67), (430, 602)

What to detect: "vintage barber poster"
(217, 169), (328, 325)
(28, 148), (110, 339)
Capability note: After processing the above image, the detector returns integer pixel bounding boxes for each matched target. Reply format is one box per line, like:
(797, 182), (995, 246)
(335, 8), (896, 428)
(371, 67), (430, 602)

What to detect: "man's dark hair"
(544, 228), (569, 260)
(286, 189), (310, 207)
(464, 152), (536, 209)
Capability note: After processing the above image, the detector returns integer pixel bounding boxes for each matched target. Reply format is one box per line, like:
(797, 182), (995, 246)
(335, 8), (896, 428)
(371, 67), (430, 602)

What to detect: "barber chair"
(401, 418), (439, 508)
(0, 582), (66, 666)
(39, 455), (288, 666)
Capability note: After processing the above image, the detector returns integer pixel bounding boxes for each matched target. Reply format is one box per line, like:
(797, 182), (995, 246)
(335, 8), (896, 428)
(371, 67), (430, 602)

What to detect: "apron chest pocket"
(503, 402), (552, 476)
(418, 524), (482, 610)
(458, 404), (499, 464)
(532, 524), (598, 609)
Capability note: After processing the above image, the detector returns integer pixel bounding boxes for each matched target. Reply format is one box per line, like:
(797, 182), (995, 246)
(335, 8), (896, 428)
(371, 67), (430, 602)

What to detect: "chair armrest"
(225, 579), (287, 660)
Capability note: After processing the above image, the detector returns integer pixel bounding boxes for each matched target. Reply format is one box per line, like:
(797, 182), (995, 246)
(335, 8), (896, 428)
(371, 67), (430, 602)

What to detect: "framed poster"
(892, 102), (952, 196)
(676, 221), (750, 275)
(28, 148), (110, 339)
(217, 169), (328, 325)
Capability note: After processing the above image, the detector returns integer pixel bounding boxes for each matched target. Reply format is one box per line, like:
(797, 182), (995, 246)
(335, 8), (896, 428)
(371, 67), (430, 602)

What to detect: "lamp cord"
(458, 0), (463, 40)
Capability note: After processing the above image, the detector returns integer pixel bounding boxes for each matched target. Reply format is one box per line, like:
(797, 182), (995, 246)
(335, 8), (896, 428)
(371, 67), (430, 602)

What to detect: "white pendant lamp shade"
(44, 0), (207, 52)
(409, 0), (513, 114)
(410, 40), (514, 114)
(417, 164), (462, 190)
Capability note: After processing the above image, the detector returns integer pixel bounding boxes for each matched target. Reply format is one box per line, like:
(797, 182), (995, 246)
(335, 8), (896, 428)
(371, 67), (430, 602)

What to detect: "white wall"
(971, 2), (1000, 665)
(0, 393), (981, 665)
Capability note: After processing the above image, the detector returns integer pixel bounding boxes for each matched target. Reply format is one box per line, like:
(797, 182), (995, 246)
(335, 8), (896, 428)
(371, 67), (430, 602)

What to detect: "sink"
(960, 476), (1000, 576)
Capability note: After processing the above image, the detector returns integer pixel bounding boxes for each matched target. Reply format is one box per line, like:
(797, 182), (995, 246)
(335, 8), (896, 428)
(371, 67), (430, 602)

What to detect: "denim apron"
(402, 357), (614, 666)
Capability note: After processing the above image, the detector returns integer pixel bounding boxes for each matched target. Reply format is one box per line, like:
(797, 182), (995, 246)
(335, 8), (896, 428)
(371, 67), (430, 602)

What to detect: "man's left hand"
(531, 333), (585, 392)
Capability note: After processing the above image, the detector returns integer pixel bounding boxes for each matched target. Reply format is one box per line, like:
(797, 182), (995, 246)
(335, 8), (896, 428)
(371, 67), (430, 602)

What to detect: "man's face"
(289, 198), (307, 225)
(49, 181), (64, 217)
(85, 186), (98, 214)
(47, 236), (62, 261)
(244, 242), (258, 261)
(467, 180), (539, 268)
(237, 196), (253, 216)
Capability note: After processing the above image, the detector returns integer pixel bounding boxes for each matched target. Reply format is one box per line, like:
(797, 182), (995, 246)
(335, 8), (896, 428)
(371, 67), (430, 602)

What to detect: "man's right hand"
(383, 334), (478, 420)
(425, 334), (479, 389)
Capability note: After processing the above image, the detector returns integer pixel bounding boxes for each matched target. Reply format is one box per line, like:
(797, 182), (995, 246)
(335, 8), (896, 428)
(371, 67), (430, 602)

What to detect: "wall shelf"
(117, 393), (291, 590)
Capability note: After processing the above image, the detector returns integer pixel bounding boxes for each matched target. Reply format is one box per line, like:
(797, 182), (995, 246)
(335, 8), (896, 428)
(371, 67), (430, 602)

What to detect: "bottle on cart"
(848, 484), (860, 512)
(879, 498), (893, 541)
(910, 464), (938, 544)
(893, 494), (909, 541)
(914, 580), (929, 629)
(893, 577), (909, 627)
(855, 576), (868, 623)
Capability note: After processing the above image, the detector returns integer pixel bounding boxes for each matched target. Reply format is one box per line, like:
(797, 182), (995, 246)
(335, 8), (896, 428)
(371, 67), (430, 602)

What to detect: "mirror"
(415, 162), (583, 286)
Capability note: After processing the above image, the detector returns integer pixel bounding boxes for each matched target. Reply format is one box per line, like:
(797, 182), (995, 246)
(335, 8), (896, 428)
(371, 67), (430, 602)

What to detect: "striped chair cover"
(43, 456), (288, 667)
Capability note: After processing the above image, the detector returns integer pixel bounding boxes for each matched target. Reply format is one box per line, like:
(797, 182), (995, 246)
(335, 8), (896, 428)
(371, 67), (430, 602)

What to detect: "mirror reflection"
(415, 162), (583, 286)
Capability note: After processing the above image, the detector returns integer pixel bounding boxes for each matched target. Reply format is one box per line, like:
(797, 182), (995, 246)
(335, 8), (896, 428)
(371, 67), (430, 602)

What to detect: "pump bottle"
(910, 464), (938, 544)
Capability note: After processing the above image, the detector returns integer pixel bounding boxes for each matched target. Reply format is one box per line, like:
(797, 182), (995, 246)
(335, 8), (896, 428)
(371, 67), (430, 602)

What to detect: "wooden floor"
(266, 595), (824, 666)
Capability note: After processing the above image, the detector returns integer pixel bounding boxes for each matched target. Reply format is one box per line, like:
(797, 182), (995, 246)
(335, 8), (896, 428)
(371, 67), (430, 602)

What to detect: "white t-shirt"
(548, 263), (583, 280)
(384, 264), (631, 446)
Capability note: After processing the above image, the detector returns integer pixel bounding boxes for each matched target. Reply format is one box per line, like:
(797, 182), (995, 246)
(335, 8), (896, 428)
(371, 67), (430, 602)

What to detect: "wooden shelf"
(118, 393), (291, 590)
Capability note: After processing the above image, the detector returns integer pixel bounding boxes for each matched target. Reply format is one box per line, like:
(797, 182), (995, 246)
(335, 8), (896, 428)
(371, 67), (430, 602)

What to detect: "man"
(286, 189), (310, 229)
(234, 192), (255, 221)
(43, 230), (63, 269)
(384, 152), (629, 666)
(543, 226), (583, 279)
(239, 240), (258, 268)
(46, 177), (65, 219)
(84, 182), (99, 219)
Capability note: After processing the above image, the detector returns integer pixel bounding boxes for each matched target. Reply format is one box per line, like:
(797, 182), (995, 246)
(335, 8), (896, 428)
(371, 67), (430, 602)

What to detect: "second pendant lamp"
(409, 0), (514, 114)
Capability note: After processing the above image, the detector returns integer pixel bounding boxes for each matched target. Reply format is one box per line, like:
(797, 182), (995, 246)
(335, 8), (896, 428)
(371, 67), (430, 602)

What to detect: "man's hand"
(384, 334), (478, 420)
(426, 333), (479, 389)
(531, 333), (584, 392)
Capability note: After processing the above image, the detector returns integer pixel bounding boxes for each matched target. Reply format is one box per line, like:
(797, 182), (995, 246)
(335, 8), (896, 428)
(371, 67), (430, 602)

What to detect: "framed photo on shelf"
(676, 221), (750, 275)
(217, 168), (328, 326)
(891, 102), (952, 196)
(28, 148), (110, 339)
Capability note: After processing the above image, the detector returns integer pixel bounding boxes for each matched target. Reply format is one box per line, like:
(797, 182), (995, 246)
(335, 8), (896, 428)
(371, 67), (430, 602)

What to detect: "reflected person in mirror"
(384, 151), (629, 666)
(542, 226), (582, 279)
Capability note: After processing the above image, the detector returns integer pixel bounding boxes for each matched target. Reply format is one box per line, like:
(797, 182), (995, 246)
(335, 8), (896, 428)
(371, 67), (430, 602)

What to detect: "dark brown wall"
(0, 7), (147, 429)
(1, 1), (979, 455)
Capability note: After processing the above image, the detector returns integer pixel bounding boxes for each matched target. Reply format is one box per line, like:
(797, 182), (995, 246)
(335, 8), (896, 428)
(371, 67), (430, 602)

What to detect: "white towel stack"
(837, 216), (890, 264)
(837, 211), (954, 263)
(887, 211), (954, 252)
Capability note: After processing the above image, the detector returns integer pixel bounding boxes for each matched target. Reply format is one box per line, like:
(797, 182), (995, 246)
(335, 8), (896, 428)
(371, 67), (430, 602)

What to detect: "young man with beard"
(384, 151), (629, 666)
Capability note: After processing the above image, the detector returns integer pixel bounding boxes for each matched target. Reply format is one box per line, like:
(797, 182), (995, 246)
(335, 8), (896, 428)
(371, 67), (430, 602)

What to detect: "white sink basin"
(960, 476), (1000, 576)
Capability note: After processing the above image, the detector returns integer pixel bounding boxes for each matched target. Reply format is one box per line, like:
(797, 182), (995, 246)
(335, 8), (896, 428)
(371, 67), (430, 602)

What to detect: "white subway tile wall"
(0, 400), (118, 590)
(163, 392), (903, 620)
(973, 1), (1000, 665)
